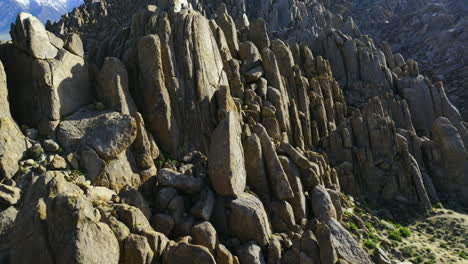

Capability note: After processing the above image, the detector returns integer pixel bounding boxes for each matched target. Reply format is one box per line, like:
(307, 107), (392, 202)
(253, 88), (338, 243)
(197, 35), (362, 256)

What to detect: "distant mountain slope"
(0, 0), (82, 39)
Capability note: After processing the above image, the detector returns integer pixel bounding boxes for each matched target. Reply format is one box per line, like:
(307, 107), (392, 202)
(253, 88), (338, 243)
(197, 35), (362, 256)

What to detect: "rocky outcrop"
(208, 112), (246, 197)
(336, 0), (468, 120)
(10, 12), (58, 60)
(229, 193), (272, 247)
(0, 1), (466, 263)
(0, 17), (92, 135)
(0, 60), (26, 180)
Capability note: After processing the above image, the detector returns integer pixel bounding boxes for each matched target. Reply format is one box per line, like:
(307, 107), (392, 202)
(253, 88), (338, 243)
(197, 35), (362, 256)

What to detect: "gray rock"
(327, 218), (373, 264)
(372, 247), (391, 264)
(267, 235), (282, 264)
(10, 13), (58, 59)
(270, 200), (296, 233)
(301, 230), (321, 264)
(123, 234), (154, 264)
(191, 221), (217, 252)
(315, 222), (338, 264)
(157, 168), (204, 194)
(119, 185), (151, 218)
(154, 187), (178, 210)
(237, 241), (266, 264)
(229, 193), (272, 246)
(0, 117), (27, 180)
(311, 185), (337, 222)
(191, 188), (215, 220)
(94, 150), (141, 193)
(58, 108), (137, 161)
(215, 243), (238, 264)
(0, 206), (17, 239)
(150, 213), (174, 236)
(430, 117), (468, 204)
(245, 66), (264, 83)
(97, 57), (137, 116)
(249, 18), (270, 51)
(42, 139), (60, 152)
(64, 33), (84, 57)
(243, 133), (271, 204)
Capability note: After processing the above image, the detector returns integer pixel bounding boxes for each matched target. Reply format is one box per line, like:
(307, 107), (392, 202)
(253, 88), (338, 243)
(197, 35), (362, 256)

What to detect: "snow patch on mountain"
(0, 0), (83, 40)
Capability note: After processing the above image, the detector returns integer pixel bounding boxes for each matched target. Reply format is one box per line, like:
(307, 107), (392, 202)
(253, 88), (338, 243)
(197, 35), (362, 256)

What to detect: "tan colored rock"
(216, 4), (239, 57)
(137, 34), (179, 156)
(191, 221), (217, 252)
(113, 203), (152, 233)
(0, 60), (10, 118)
(123, 234), (154, 264)
(254, 124), (294, 200)
(47, 193), (120, 264)
(164, 242), (216, 264)
(243, 133), (271, 204)
(279, 156), (307, 223)
(216, 244), (238, 264)
(0, 184), (20, 206)
(64, 33), (84, 57)
(208, 112), (246, 197)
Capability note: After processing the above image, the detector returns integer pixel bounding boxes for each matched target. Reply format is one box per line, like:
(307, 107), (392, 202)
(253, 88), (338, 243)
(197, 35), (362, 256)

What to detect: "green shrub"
(349, 222), (359, 233)
(363, 239), (377, 249)
(413, 255), (423, 263)
(399, 227), (411, 238)
(367, 232), (379, 243)
(459, 251), (468, 259)
(388, 230), (402, 241)
(401, 246), (416, 258)
(365, 222), (373, 230)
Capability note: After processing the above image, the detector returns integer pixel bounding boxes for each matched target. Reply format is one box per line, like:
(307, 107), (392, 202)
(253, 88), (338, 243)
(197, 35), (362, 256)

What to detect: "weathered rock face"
(98, 57), (138, 116)
(163, 242), (216, 264)
(208, 112), (246, 197)
(134, 10), (229, 159)
(229, 193), (272, 247)
(10, 12), (58, 60)
(338, 0), (468, 120)
(57, 108), (141, 192)
(0, 59), (26, 180)
(0, 60), (10, 118)
(0, 117), (26, 180)
(47, 193), (120, 264)
(0, 18), (92, 135)
(429, 117), (468, 203)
